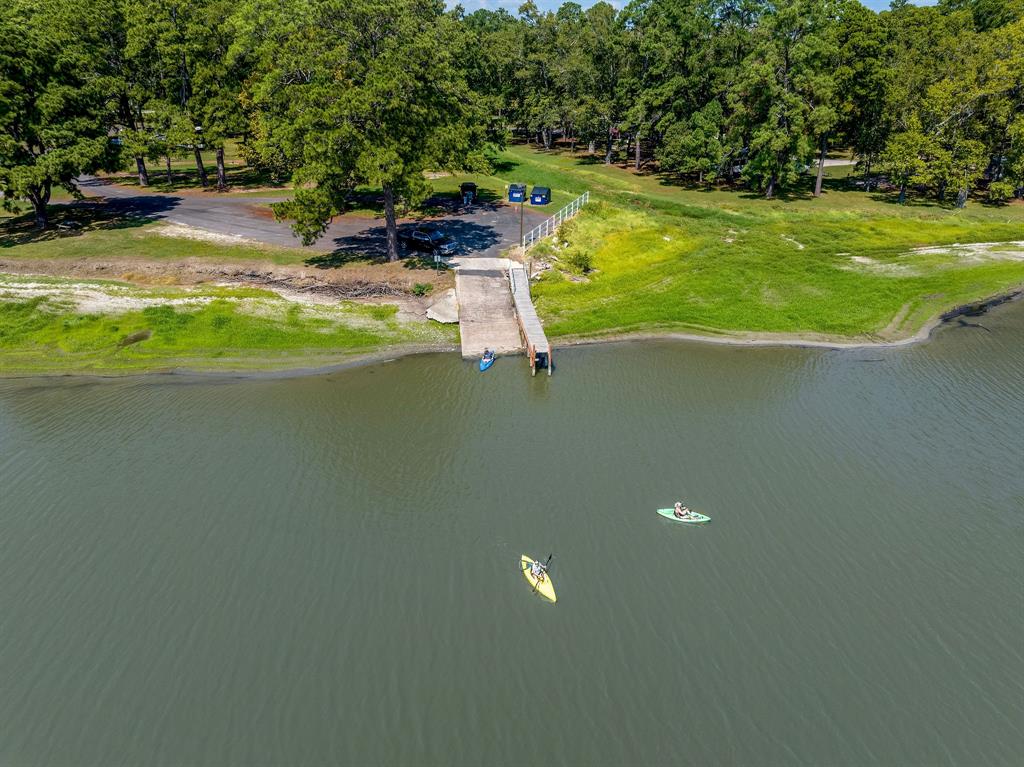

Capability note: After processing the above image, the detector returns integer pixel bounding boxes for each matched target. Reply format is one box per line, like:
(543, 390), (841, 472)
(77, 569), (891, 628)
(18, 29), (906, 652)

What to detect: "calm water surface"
(2, 305), (1023, 766)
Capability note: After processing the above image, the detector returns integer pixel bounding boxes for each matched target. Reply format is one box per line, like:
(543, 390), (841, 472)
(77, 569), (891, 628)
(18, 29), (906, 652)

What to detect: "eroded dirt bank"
(0, 253), (453, 319)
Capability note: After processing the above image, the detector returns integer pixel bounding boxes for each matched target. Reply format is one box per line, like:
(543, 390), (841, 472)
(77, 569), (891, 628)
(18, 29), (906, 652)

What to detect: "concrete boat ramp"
(452, 256), (521, 357)
(449, 254), (552, 374)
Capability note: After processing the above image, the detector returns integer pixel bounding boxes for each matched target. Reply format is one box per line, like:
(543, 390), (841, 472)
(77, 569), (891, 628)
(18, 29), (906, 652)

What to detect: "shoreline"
(554, 287), (1024, 352)
(1, 287), (1021, 382)
(0, 342), (457, 383)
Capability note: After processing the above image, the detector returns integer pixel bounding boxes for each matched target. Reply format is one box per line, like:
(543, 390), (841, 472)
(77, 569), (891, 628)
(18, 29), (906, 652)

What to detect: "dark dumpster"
(460, 182), (478, 205)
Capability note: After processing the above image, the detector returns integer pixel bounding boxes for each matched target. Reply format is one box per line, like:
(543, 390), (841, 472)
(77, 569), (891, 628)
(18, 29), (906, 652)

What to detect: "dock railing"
(521, 191), (590, 250)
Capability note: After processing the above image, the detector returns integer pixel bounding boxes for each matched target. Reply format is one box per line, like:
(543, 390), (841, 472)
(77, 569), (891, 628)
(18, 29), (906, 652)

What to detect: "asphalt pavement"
(75, 177), (531, 261)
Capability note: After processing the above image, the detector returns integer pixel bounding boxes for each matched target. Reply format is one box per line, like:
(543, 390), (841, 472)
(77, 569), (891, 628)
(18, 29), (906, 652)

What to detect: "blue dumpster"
(509, 183), (526, 203)
(530, 186), (551, 205)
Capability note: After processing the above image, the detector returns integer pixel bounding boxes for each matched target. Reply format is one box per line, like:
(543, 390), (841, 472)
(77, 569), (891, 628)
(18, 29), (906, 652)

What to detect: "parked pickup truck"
(400, 225), (459, 257)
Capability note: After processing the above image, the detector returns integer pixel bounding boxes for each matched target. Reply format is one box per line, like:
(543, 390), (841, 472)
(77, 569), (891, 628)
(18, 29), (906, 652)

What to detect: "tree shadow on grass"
(731, 175), (880, 203)
(866, 186), (1019, 210)
(0, 196), (181, 248)
(866, 188), (947, 209)
(490, 158), (518, 175)
(573, 153), (614, 167)
(106, 164), (290, 193)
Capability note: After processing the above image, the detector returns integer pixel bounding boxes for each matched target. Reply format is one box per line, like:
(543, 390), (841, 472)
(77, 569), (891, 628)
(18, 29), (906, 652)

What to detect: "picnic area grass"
(1, 215), (311, 266)
(101, 140), (291, 193)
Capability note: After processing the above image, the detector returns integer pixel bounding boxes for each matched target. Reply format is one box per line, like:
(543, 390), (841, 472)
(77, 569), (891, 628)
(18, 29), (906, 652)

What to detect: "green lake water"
(2, 303), (1022, 765)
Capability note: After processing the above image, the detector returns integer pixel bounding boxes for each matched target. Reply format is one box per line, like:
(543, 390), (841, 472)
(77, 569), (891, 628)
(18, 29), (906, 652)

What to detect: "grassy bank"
(5, 144), (1024, 373)
(475, 147), (1024, 342)
(0, 276), (455, 375)
(530, 203), (1024, 340)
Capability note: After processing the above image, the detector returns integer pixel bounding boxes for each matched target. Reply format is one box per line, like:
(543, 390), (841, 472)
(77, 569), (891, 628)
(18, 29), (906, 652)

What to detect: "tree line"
(468, 0), (1022, 205)
(1, 0), (1021, 256)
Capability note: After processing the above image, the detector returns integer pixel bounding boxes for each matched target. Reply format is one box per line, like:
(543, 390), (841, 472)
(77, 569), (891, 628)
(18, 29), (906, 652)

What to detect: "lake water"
(2, 304), (1023, 766)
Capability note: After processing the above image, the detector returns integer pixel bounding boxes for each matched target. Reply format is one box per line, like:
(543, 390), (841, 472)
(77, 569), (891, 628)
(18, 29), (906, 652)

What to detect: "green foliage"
(0, 0), (119, 227)
(4, 0), (1019, 217)
(874, 6), (1023, 207)
(123, 0), (248, 189)
(938, 0), (1024, 31)
(239, 0), (487, 259)
(879, 118), (929, 203)
(411, 283), (433, 297)
(659, 103), (724, 182)
(565, 247), (594, 274)
(731, 0), (838, 198)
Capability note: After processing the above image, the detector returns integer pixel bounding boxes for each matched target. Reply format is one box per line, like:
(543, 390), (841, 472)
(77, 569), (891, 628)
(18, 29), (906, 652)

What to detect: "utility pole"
(519, 200), (524, 250)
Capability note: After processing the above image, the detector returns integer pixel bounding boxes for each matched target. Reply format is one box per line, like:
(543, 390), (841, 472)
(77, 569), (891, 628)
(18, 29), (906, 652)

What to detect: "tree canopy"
(239, 0), (488, 260)
(2, 0), (1021, 233)
(0, 0), (119, 228)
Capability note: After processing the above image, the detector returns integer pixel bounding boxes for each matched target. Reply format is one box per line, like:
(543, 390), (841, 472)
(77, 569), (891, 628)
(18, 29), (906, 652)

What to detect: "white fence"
(521, 191), (590, 250)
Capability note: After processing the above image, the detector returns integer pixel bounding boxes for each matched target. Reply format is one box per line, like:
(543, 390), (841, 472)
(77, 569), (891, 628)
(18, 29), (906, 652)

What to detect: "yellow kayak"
(521, 555), (556, 603)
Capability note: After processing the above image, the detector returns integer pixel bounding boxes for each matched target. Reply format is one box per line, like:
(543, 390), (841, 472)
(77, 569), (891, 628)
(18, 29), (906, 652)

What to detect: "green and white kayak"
(657, 508), (711, 524)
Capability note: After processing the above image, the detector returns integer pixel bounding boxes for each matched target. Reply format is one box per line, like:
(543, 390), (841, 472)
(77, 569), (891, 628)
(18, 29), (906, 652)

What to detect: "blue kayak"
(479, 353), (495, 372)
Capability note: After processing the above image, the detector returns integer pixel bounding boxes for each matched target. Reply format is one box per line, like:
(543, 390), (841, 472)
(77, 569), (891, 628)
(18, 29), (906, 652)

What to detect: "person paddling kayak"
(479, 348), (495, 372)
(674, 501), (695, 519)
(530, 559), (547, 582)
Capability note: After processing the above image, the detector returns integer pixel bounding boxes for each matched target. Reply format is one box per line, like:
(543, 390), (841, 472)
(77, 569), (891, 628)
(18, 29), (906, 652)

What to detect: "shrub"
(411, 282), (433, 296)
(556, 218), (578, 241)
(987, 180), (1015, 203)
(565, 247), (593, 274)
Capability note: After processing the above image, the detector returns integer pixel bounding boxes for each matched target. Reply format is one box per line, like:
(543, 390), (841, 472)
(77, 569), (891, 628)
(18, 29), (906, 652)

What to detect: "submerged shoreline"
(2, 288), (1020, 381)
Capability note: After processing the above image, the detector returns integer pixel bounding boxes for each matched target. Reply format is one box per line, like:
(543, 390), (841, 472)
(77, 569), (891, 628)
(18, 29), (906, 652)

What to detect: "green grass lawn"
(1, 219), (311, 266)
(492, 146), (1024, 341)
(0, 275), (455, 375)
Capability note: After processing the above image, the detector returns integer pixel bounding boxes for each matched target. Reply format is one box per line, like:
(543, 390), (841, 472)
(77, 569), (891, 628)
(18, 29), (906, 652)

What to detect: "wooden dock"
(508, 264), (552, 375)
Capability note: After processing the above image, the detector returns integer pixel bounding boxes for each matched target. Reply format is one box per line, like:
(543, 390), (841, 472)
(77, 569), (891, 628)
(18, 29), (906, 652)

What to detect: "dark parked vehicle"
(400, 225), (458, 256)
(509, 183), (527, 203)
(530, 186), (551, 205)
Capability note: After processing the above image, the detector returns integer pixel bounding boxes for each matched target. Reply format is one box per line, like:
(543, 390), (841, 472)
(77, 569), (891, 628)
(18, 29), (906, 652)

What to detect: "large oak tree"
(0, 0), (118, 228)
(239, 0), (487, 260)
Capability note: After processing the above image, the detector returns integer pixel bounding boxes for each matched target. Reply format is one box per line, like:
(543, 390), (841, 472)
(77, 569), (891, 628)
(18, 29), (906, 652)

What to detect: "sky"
(450, 0), (937, 14)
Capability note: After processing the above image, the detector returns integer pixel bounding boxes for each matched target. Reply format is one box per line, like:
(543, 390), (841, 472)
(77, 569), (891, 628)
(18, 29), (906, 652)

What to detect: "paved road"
(76, 177), (529, 259)
(75, 178), (537, 357)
